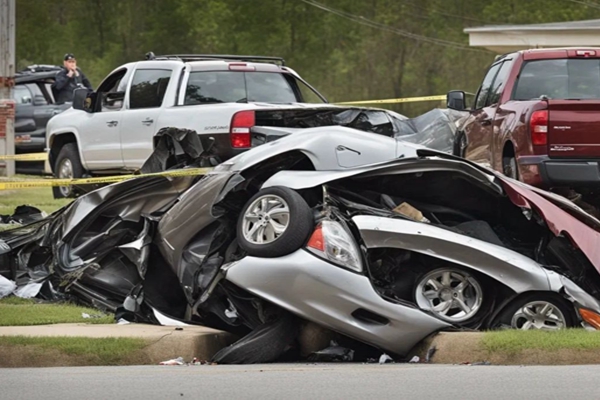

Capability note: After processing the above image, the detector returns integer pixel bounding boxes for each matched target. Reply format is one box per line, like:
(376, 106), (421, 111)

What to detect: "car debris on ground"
(3, 114), (600, 364)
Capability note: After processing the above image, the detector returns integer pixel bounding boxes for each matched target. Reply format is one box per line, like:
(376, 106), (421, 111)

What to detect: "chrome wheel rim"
(242, 195), (290, 245)
(511, 301), (566, 330)
(57, 158), (74, 197)
(415, 268), (483, 323)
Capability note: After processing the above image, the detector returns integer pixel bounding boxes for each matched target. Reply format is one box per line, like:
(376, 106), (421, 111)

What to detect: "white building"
(465, 19), (600, 53)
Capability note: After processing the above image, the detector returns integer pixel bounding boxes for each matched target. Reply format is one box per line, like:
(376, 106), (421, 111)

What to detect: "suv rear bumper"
(519, 155), (600, 188)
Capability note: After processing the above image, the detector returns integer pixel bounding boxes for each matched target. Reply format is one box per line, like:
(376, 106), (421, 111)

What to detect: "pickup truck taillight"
(230, 110), (255, 148)
(530, 110), (548, 146)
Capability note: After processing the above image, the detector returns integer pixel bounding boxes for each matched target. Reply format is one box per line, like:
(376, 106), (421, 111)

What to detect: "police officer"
(52, 53), (93, 104)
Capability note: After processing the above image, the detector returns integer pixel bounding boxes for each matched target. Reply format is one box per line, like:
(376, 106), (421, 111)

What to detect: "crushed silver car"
(2, 125), (600, 363)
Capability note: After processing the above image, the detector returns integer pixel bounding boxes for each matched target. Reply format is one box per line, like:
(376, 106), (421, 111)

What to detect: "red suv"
(448, 48), (600, 191)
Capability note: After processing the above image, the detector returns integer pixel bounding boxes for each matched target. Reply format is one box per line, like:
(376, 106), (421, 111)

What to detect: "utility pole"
(0, 0), (15, 177)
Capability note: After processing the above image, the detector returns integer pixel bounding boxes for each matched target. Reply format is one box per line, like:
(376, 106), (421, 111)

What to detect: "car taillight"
(530, 110), (548, 146)
(230, 110), (255, 148)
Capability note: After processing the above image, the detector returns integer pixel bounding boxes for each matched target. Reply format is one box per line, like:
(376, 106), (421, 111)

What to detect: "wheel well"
(49, 133), (77, 171)
(502, 141), (515, 160)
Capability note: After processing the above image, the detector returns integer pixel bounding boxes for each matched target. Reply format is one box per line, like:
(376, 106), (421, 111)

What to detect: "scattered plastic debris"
(152, 307), (189, 327)
(82, 312), (105, 319)
(14, 282), (43, 299)
(0, 276), (16, 299)
(460, 361), (491, 366)
(159, 357), (184, 365)
(409, 355), (420, 363)
(307, 340), (354, 362)
(426, 345), (437, 363)
(117, 318), (131, 325)
(379, 353), (394, 364)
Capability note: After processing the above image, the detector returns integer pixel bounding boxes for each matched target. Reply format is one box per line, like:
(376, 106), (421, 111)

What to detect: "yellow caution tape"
(336, 95), (446, 105)
(0, 167), (213, 190)
(0, 152), (48, 161)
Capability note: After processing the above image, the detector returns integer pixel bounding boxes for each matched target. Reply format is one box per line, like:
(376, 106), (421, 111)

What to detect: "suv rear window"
(184, 71), (324, 105)
(514, 59), (600, 100)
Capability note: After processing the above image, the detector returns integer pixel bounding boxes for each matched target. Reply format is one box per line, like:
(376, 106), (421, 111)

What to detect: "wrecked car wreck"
(3, 125), (600, 364)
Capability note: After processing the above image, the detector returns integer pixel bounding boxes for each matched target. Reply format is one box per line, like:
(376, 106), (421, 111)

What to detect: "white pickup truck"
(47, 53), (410, 198)
(46, 54), (332, 197)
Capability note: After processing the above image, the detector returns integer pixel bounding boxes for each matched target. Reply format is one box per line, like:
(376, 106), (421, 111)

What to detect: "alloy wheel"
(242, 195), (290, 245)
(415, 268), (483, 323)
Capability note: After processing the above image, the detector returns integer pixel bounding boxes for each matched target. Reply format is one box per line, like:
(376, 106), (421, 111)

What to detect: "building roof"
(465, 19), (600, 33)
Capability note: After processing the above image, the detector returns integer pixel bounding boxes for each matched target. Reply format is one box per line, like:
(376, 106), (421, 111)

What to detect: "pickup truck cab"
(46, 54), (328, 197)
(447, 47), (600, 192)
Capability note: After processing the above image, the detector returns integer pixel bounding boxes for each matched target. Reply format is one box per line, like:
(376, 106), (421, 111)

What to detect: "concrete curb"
(0, 323), (237, 367)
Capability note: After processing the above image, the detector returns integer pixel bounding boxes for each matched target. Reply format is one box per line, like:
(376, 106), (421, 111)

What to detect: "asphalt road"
(2, 363), (598, 399)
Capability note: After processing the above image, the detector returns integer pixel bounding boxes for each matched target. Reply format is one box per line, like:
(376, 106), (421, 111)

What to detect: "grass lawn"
(0, 185), (71, 216)
(0, 297), (114, 326)
(483, 329), (600, 354)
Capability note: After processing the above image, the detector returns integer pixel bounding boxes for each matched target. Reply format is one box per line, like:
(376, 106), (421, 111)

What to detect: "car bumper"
(15, 136), (46, 153)
(223, 249), (450, 356)
(519, 155), (600, 188)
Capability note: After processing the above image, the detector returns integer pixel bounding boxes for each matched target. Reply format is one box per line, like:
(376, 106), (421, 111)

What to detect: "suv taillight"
(530, 110), (548, 146)
(230, 110), (255, 148)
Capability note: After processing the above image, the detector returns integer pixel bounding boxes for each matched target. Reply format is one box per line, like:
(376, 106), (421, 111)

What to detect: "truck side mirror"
(447, 90), (466, 111)
(73, 88), (95, 112)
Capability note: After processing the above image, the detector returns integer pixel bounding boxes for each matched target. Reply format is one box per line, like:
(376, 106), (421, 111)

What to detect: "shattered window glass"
(514, 59), (600, 100)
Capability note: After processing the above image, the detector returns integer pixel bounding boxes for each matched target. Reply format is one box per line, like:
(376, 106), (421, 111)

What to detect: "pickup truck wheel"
(503, 156), (519, 180)
(52, 143), (84, 198)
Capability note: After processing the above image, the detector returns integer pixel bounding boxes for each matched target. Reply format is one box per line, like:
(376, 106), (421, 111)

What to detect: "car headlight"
(306, 220), (363, 273)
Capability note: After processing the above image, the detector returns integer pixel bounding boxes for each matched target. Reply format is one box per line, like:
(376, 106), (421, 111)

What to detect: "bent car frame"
(3, 126), (600, 363)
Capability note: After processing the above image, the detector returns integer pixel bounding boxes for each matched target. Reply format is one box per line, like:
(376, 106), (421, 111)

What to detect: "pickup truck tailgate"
(548, 100), (600, 158)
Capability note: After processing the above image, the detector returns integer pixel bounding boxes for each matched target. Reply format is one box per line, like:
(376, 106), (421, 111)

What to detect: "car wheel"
(414, 267), (486, 324)
(494, 294), (575, 331)
(503, 156), (519, 180)
(52, 143), (84, 199)
(237, 186), (313, 258)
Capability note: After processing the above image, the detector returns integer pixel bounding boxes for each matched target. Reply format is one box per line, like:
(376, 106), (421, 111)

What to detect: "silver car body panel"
(223, 249), (451, 356)
(261, 157), (501, 194)
(215, 126), (421, 172)
(548, 272), (600, 313)
(353, 215), (552, 294)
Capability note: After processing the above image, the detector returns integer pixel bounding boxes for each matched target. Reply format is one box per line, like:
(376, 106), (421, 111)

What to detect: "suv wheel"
(52, 143), (84, 199)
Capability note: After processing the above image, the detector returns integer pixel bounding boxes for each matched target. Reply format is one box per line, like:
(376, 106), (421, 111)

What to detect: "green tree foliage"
(15, 0), (600, 116)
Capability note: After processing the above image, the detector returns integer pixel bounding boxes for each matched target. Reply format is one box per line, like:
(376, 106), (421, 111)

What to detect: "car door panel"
(119, 68), (174, 169)
(79, 68), (133, 170)
(464, 60), (513, 169)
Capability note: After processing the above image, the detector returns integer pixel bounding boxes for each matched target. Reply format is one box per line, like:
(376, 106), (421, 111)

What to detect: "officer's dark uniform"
(52, 54), (93, 104)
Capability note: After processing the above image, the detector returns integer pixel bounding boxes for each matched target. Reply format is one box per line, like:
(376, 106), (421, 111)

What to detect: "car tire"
(413, 266), (491, 327)
(211, 310), (300, 364)
(52, 143), (84, 199)
(237, 186), (313, 258)
(502, 156), (519, 180)
(492, 293), (575, 331)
